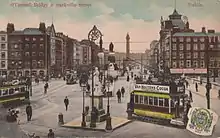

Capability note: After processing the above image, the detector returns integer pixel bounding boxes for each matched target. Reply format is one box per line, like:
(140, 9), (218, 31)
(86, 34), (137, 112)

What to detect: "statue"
(93, 67), (102, 95)
(109, 42), (114, 52)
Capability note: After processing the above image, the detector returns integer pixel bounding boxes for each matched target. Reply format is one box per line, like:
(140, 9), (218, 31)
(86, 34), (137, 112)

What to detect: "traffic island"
(62, 116), (132, 132)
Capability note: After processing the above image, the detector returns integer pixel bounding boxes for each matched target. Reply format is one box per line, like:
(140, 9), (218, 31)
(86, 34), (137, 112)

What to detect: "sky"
(0, 0), (220, 53)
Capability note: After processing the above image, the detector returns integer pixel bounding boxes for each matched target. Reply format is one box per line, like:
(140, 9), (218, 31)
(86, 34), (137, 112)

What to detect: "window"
(179, 60), (184, 67)
(1, 52), (5, 59)
(164, 99), (169, 107)
(39, 52), (44, 56)
(153, 97), (158, 106)
(180, 52), (184, 59)
(172, 44), (177, 50)
(140, 96), (144, 104)
(186, 44), (191, 50)
(32, 52), (36, 56)
(1, 61), (5, 68)
(186, 37), (191, 42)
(40, 44), (44, 48)
(1, 36), (5, 41)
(144, 96), (148, 104)
(149, 97), (153, 105)
(172, 52), (176, 59)
(32, 60), (37, 68)
(179, 37), (184, 42)
(25, 62), (30, 67)
(25, 52), (29, 56)
(186, 60), (191, 68)
(179, 44), (184, 50)
(193, 38), (198, 42)
(135, 95), (139, 103)
(200, 52), (205, 59)
(193, 44), (198, 50)
(1, 43), (6, 49)
(25, 44), (29, 48)
(14, 44), (18, 48)
(200, 37), (205, 42)
(200, 44), (205, 50)
(25, 37), (29, 41)
(172, 61), (177, 68)
(39, 61), (44, 67)
(200, 61), (205, 68)
(158, 98), (164, 106)
(186, 52), (191, 59)
(172, 38), (176, 42)
(40, 38), (44, 41)
(2, 89), (8, 96)
(33, 37), (36, 41)
(32, 44), (37, 49)
(193, 61), (198, 67)
(193, 52), (198, 58)
(9, 88), (14, 95)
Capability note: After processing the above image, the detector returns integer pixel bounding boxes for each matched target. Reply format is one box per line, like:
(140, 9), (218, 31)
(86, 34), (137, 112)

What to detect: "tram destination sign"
(134, 84), (170, 93)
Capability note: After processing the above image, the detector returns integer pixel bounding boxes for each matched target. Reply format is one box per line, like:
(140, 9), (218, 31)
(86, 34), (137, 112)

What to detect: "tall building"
(126, 33), (130, 59)
(7, 23), (50, 77)
(0, 31), (8, 76)
(149, 40), (159, 70)
(66, 37), (74, 70)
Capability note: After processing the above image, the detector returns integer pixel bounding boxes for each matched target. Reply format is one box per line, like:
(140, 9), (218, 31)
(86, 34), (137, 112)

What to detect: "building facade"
(149, 40), (159, 70)
(7, 23), (50, 77)
(0, 31), (8, 76)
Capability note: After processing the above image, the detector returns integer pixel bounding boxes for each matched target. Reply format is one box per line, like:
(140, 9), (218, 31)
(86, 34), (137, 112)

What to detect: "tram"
(128, 81), (188, 126)
(0, 81), (30, 106)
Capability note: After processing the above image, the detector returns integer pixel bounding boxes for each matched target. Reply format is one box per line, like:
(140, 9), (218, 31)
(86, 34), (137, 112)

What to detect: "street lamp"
(88, 25), (102, 128)
(205, 36), (214, 109)
(80, 82), (87, 127)
(213, 59), (217, 82)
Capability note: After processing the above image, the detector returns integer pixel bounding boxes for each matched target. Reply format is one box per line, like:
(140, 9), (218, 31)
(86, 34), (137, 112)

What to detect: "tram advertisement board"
(134, 84), (170, 93)
(186, 107), (218, 136)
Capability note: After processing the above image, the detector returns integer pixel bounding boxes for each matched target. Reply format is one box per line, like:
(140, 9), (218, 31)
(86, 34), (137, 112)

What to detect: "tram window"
(140, 96), (143, 104)
(158, 98), (164, 107)
(9, 88), (14, 95)
(2, 89), (8, 96)
(135, 95), (139, 103)
(154, 97), (158, 106)
(0, 90), (2, 96)
(164, 99), (169, 107)
(20, 87), (25, 92)
(149, 97), (153, 105)
(171, 100), (175, 108)
(144, 96), (148, 104)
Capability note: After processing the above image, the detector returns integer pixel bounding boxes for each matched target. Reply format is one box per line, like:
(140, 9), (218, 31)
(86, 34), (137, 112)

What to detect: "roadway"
(17, 77), (220, 138)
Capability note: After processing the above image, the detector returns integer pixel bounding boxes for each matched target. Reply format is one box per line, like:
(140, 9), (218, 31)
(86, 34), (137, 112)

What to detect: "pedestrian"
(44, 82), (49, 94)
(189, 90), (193, 102)
(47, 129), (55, 138)
(116, 89), (121, 103)
(121, 87), (125, 97)
(186, 80), (189, 88)
(195, 82), (198, 92)
(26, 103), (32, 121)
(87, 83), (90, 92)
(64, 96), (69, 111)
(127, 75), (130, 82)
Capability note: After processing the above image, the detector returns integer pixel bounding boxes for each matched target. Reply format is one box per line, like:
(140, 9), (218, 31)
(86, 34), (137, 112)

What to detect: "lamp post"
(205, 36), (214, 109)
(81, 82), (86, 127)
(213, 59), (217, 82)
(88, 25), (102, 128)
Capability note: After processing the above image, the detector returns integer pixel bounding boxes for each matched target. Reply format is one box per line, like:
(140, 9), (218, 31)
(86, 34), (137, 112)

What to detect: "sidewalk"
(187, 79), (219, 99)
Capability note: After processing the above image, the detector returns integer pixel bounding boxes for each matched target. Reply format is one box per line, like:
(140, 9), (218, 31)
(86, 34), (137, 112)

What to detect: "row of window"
(172, 43), (206, 51)
(171, 60), (220, 68)
(1, 43), (6, 49)
(1, 36), (6, 41)
(25, 52), (44, 57)
(172, 37), (220, 43)
(134, 95), (174, 108)
(25, 44), (44, 49)
(25, 37), (44, 41)
(0, 87), (26, 97)
(0, 61), (6, 68)
(172, 52), (204, 59)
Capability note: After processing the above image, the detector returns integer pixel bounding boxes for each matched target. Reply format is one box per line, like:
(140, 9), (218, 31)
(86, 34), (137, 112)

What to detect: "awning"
(170, 68), (207, 74)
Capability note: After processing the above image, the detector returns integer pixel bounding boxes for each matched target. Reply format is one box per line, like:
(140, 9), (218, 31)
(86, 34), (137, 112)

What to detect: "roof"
(46, 26), (51, 32)
(23, 28), (43, 35)
(171, 19), (185, 29)
(173, 32), (220, 37)
(0, 31), (7, 33)
(10, 30), (23, 35)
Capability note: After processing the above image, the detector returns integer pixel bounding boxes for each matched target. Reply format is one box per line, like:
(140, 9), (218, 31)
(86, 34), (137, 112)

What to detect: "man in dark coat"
(121, 87), (125, 97)
(195, 82), (198, 92)
(189, 90), (193, 102)
(127, 75), (130, 82)
(44, 82), (49, 94)
(26, 103), (32, 121)
(116, 89), (121, 103)
(64, 96), (69, 111)
(48, 129), (55, 138)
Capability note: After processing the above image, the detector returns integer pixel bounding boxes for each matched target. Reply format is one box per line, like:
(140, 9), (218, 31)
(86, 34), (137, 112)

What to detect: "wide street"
(17, 77), (220, 138)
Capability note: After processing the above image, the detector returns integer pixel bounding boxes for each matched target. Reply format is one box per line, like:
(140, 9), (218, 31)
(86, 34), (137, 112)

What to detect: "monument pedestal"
(86, 94), (107, 122)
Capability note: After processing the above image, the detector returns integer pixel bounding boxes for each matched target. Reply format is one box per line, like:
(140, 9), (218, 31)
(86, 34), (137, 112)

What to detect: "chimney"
(208, 30), (215, 33)
(202, 27), (206, 33)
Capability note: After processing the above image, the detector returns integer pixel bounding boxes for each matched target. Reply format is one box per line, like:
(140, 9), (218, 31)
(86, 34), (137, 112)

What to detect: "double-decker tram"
(0, 80), (30, 107)
(128, 80), (188, 127)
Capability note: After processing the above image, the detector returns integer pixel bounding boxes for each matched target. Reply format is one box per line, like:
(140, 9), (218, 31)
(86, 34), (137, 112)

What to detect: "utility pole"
(45, 32), (49, 80)
(141, 53), (143, 74)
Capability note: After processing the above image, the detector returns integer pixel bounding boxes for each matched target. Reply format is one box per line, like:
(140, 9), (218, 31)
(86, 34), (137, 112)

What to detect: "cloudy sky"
(0, 0), (220, 52)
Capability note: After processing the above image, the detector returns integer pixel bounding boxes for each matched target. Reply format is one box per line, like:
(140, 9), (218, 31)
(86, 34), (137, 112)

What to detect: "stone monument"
(86, 67), (106, 122)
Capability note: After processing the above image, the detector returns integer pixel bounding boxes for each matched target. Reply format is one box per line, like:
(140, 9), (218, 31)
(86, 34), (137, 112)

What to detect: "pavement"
(15, 76), (220, 138)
